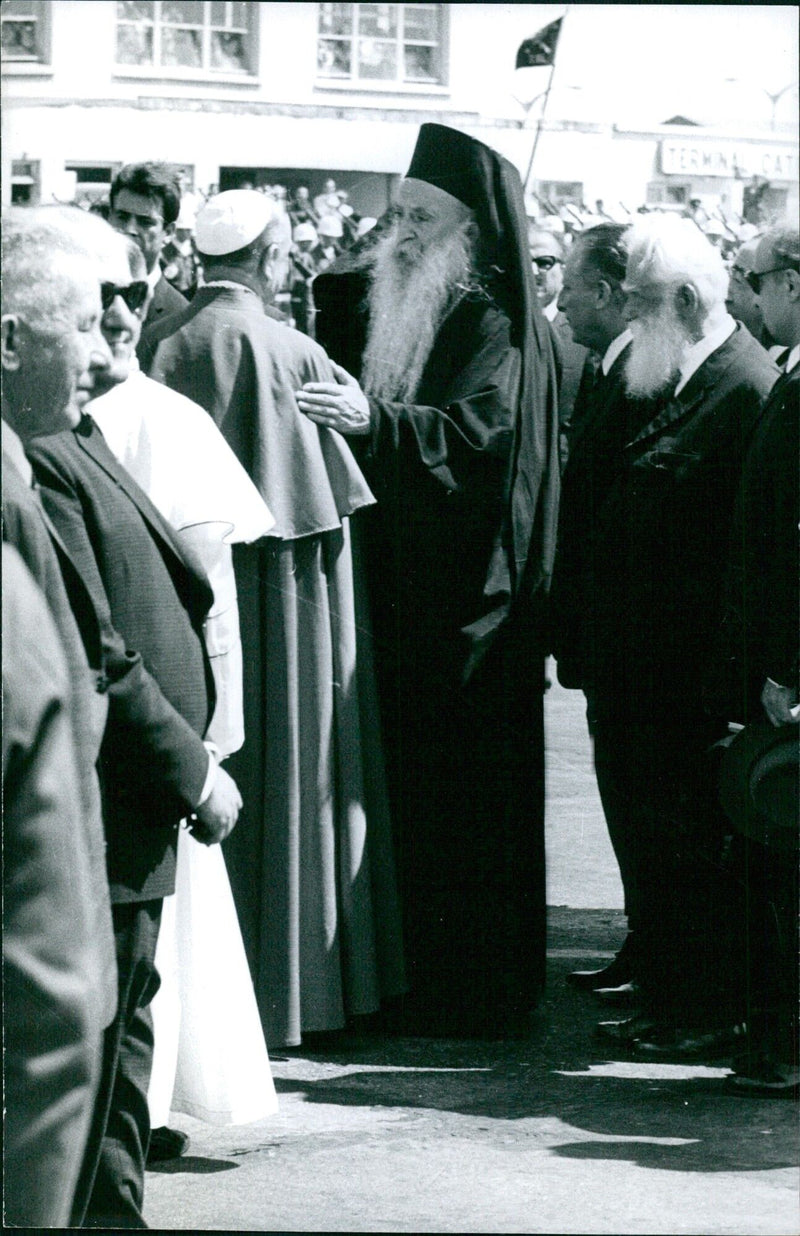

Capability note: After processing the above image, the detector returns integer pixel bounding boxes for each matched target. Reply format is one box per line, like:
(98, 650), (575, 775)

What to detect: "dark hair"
(110, 163), (182, 227)
(574, 223), (629, 287)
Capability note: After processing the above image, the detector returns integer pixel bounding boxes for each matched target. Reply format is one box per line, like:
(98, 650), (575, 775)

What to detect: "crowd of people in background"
(3, 139), (797, 1231)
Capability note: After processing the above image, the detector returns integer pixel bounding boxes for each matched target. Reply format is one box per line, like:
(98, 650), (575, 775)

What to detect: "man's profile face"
(109, 188), (172, 274)
(725, 241), (763, 337)
(93, 279), (146, 397)
(394, 179), (472, 269)
(557, 249), (601, 349)
(4, 269), (110, 439)
(528, 231), (563, 308)
(750, 237), (788, 341)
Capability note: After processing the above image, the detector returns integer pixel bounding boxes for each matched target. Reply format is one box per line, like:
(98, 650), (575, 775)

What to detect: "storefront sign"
(660, 140), (796, 181)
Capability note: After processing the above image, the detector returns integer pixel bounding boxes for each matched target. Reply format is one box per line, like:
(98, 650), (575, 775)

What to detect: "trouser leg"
(72, 900), (162, 1230)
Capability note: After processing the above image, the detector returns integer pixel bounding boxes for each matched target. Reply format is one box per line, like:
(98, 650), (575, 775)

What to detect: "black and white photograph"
(1, 2), (798, 1231)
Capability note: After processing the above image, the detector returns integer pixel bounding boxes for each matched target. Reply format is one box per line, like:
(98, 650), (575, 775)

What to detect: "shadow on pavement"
(271, 911), (798, 1176)
(147, 1155), (240, 1175)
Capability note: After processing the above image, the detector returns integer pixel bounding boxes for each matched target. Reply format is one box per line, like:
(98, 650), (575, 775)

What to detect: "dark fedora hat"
(719, 717), (799, 851)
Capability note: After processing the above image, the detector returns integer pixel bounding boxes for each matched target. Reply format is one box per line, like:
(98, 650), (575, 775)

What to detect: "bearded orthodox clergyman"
(298, 124), (560, 1038)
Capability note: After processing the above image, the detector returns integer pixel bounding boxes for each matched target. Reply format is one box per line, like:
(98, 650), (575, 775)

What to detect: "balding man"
(143, 189), (406, 1051)
(591, 213), (778, 1060)
(25, 209), (241, 1227)
(298, 124), (560, 1038)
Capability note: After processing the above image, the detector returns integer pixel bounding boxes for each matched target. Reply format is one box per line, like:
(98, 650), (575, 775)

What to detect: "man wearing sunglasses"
(715, 222), (799, 1097)
(529, 225), (588, 466)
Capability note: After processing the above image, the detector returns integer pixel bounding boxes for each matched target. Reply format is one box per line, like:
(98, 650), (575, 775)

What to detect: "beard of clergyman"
(624, 298), (690, 399)
(360, 219), (478, 403)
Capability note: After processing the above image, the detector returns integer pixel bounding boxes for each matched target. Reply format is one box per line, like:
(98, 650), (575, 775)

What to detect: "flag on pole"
(515, 18), (562, 69)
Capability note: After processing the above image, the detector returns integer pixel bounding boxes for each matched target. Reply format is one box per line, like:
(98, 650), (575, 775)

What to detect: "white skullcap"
(356, 216), (377, 238)
(317, 214), (344, 238)
(195, 189), (275, 256)
(293, 221), (318, 243)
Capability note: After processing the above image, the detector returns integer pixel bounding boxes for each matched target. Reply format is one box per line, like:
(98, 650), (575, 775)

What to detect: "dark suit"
(549, 344), (661, 942)
(716, 362), (799, 1067)
(28, 417), (214, 1229)
(2, 446), (117, 1031)
(3, 545), (102, 1227)
(145, 271), (187, 328)
(547, 309), (589, 466)
(586, 324), (778, 1028)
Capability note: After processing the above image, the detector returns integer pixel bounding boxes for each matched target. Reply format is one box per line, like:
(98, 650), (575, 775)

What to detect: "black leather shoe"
(594, 1013), (659, 1045)
(147, 1126), (190, 1164)
(567, 934), (636, 991)
(634, 1026), (744, 1062)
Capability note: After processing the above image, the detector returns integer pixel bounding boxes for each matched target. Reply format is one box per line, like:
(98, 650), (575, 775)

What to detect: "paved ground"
(143, 675), (799, 1234)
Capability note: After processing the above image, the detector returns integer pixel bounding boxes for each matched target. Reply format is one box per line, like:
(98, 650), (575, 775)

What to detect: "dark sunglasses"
(100, 281), (149, 313)
(531, 254), (562, 271)
(745, 265), (796, 295)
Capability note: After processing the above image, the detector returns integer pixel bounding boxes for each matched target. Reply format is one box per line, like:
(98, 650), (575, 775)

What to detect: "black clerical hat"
(719, 717), (799, 852)
(406, 123), (498, 217)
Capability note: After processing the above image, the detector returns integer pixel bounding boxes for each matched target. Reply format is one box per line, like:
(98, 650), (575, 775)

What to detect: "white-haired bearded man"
(588, 212), (779, 1060)
(298, 124), (561, 1038)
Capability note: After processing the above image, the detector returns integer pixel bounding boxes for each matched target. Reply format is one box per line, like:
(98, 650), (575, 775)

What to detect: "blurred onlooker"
(313, 176), (341, 218)
(161, 195), (201, 296)
(529, 224), (588, 464)
(3, 544), (105, 1228)
(290, 221), (321, 336)
(109, 162), (188, 332)
(316, 212), (344, 268)
(290, 184), (319, 227)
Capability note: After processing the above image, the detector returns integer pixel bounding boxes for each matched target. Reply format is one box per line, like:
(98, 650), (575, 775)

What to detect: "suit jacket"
(27, 418), (215, 903)
(549, 344), (661, 689)
(710, 364), (799, 719)
(2, 446), (117, 1027)
(592, 323), (779, 717)
(145, 272), (187, 328)
(2, 546), (103, 1227)
(548, 310), (589, 450)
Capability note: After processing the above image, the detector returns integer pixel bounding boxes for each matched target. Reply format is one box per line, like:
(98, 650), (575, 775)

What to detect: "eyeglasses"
(100, 281), (149, 314)
(745, 265), (797, 295)
(531, 255), (561, 271)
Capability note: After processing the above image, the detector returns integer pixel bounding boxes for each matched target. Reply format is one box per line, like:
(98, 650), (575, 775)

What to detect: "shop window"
(10, 159), (40, 204)
(317, 3), (445, 86)
(116, 1), (255, 75)
(1, 0), (51, 64)
(536, 181), (584, 208)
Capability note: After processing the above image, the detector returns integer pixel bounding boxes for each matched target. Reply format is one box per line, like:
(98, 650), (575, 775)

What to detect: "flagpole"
(523, 6), (569, 204)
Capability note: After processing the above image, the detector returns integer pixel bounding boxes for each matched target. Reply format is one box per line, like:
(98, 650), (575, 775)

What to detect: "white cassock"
(90, 362), (279, 1126)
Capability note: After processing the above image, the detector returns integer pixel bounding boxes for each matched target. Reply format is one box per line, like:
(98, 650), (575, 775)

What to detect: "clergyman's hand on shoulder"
(295, 360), (371, 435)
(190, 766), (242, 844)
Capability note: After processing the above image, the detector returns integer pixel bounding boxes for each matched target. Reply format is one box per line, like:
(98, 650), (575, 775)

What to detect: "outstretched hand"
(295, 360), (371, 435)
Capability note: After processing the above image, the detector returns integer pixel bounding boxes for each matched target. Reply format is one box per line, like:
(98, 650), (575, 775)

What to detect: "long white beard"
(625, 305), (689, 399)
(360, 221), (476, 403)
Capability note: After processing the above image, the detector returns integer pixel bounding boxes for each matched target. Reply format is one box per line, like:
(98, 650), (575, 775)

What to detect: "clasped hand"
(189, 765), (242, 845)
(295, 360), (371, 435)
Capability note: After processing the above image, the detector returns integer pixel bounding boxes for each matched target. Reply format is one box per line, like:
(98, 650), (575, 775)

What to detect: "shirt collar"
(146, 263), (162, 294)
(1, 419), (33, 486)
(601, 328), (633, 375)
(673, 314), (736, 397)
(785, 344), (800, 373)
(542, 299), (559, 323)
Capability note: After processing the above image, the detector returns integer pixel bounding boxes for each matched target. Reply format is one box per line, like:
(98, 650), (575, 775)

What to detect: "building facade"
(2, 2), (797, 222)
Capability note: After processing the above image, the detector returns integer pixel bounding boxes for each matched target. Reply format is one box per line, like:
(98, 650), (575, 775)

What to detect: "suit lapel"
(76, 420), (211, 598)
